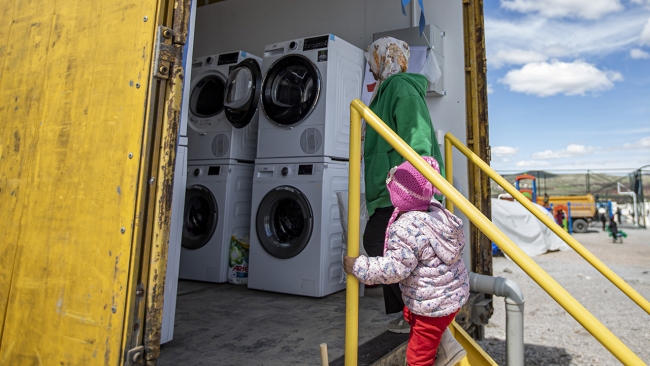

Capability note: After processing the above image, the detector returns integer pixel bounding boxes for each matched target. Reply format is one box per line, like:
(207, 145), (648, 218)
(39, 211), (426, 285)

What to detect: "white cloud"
(532, 144), (596, 159)
(485, 12), (650, 61)
(542, 44), (574, 57)
(641, 18), (650, 45)
(487, 84), (494, 94)
(630, 48), (650, 58)
(499, 60), (623, 97)
(516, 160), (551, 168)
(623, 136), (650, 149)
(500, 0), (623, 20)
(492, 146), (519, 156)
(489, 49), (548, 68)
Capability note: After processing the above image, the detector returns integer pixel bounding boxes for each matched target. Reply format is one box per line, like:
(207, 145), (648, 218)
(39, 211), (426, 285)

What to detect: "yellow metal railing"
(444, 132), (650, 316)
(345, 99), (646, 366)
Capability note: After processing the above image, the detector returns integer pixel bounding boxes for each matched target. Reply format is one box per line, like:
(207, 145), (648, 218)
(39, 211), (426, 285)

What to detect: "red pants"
(403, 306), (458, 366)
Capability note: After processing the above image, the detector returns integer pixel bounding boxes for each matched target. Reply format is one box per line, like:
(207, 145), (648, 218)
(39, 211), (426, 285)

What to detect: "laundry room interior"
(159, 0), (472, 364)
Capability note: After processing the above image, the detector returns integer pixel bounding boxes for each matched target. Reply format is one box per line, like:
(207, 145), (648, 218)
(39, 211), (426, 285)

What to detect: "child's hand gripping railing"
(345, 99), (646, 366)
(443, 132), (650, 317)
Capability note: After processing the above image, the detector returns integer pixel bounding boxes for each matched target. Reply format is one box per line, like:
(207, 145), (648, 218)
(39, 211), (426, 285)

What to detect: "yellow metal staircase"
(344, 99), (649, 366)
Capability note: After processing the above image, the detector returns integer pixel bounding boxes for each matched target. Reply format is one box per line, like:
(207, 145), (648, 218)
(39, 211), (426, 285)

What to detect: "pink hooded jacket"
(352, 201), (470, 317)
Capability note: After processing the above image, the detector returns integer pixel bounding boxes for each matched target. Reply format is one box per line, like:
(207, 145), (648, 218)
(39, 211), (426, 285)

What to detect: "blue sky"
(484, 0), (650, 173)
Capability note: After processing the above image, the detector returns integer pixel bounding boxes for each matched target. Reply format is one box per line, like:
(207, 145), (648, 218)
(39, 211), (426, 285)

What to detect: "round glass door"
(261, 54), (321, 127)
(190, 74), (226, 119)
(225, 58), (262, 129)
(256, 186), (313, 259)
(182, 185), (218, 250)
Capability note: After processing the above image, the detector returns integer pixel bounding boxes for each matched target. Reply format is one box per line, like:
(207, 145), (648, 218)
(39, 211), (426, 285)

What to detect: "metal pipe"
(411, 0), (418, 27)
(470, 273), (524, 366)
(445, 134), (454, 214)
(351, 99), (645, 365)
(568, 202), (573, 234)
(345, 106), (362, 366)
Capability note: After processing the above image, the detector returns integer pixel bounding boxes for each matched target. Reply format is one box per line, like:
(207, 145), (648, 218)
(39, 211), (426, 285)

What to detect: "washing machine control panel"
(298, 165), (313, 175)
(189, 165), (223, 178)
(217, 52), (240, 65)
(278, 164), (314, 177)
(256, 164), (323, 179)
(303, 35), (329, 51)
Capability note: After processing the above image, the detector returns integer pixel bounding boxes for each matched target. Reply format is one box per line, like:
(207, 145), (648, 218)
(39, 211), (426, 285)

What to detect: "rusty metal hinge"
(125, 346), (145, 366)
(153, 26), (176, 80)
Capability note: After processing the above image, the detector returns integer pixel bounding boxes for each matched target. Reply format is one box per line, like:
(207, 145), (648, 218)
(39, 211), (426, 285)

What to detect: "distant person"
(555, 210), (565, 226)
(344, 158), (468, 366)
(608, 219), (619, 242)
(616, 207), (622, 224)
(600, 213), (606, 231)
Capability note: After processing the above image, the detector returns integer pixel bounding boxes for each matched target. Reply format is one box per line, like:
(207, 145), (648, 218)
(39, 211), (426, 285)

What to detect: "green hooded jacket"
(364, 72), (445, 216)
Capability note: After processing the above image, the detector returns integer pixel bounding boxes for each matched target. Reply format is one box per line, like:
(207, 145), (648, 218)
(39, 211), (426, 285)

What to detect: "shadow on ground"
(477, 338), (573, 366)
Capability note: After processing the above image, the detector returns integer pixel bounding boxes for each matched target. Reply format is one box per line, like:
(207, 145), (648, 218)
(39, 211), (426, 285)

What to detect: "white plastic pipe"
(470, 272), (525, 366)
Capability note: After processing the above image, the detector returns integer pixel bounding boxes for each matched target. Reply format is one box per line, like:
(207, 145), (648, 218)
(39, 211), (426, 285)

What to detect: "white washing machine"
(247, 157), (348, 297)
(256, 34), (364, 161)
(179, 161), (254, 283)
(188, 51), (262, 163)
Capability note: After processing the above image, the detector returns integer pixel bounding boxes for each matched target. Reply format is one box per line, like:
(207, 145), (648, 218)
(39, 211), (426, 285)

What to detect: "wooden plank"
(0, 0), (160, 364)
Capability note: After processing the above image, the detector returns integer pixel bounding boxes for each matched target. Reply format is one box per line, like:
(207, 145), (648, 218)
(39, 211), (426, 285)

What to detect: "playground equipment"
(514, 174), (537, 202)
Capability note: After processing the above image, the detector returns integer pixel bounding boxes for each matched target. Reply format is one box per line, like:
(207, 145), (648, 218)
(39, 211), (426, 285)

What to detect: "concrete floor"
(158, 280), (407, 366)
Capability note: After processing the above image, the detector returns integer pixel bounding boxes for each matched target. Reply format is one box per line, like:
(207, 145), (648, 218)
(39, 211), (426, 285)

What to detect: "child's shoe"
(387, 317), (410, 333)
(434, 328), (467, 366)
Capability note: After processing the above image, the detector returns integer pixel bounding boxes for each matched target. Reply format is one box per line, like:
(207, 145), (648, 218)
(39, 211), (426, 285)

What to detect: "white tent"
(491, 198), (570, 257)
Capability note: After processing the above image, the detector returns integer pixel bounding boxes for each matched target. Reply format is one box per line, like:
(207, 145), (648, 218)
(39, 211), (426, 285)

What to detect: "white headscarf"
(364, 37), (410, 103)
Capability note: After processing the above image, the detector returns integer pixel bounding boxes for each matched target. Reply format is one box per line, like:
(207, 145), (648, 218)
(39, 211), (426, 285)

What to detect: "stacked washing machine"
(179, 50), (263, 284)
(248, 34), (365, 297)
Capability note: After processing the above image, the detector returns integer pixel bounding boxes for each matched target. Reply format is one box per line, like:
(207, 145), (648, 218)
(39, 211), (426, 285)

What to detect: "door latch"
(153, 26), (176, 80)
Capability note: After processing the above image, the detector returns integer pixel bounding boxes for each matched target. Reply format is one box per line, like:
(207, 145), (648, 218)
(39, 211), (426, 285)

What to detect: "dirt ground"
(476, 223), (650, 365)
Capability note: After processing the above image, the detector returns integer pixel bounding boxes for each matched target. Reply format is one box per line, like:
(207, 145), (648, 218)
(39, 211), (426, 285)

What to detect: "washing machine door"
(182, 185), (218, 250)
(256, 185), (314, 259)
(224, 58), (262, 129)
(188, 68), (227, 132)
(261, 54), (321, 127)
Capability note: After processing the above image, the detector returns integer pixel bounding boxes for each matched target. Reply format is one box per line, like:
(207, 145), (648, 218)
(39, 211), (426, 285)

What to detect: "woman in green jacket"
(363, 37), (445, 333)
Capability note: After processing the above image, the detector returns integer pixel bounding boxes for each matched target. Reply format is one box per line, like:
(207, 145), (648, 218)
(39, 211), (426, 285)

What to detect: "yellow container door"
(0, 0), (188, 364)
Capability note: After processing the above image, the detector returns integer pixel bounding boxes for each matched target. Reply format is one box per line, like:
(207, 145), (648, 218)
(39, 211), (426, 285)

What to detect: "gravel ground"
(476, 224), (650, 366)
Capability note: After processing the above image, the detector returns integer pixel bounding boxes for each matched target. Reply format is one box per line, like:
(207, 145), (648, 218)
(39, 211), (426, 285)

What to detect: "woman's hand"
(343, 255), (357, 275)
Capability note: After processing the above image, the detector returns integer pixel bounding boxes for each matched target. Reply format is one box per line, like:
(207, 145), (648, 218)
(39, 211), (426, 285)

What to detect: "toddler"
(344, 157), (469, 366)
